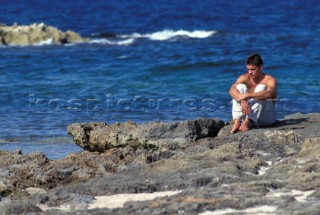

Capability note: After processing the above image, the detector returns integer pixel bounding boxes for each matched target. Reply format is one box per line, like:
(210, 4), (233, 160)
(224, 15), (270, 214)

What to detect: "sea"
(1, 0), (319, 159)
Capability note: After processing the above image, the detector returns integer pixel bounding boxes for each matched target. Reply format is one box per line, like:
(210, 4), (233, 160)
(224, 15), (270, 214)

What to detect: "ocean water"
(1, 0), (319, 159)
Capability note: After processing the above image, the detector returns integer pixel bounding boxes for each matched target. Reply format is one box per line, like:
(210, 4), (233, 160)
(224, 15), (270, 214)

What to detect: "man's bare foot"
(230, 118), (241, 134)
(239, 118), (251, 132)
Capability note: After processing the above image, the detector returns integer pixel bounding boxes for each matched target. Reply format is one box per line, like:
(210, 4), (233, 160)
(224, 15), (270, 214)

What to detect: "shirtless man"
(229, 53), (277, 133)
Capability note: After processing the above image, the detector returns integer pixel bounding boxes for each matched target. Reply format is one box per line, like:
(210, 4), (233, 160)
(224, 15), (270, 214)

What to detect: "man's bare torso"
(242, 73), (273, 93)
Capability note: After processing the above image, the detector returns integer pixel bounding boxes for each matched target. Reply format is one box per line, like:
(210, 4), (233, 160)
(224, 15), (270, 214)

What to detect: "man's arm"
(237, 78), (277, 101)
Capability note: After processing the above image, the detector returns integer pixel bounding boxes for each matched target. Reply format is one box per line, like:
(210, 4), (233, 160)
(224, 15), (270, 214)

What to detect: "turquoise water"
(0, 0), (319, 159)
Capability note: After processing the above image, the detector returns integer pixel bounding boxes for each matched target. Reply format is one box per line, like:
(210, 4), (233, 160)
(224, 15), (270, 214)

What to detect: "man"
(229, 53), (277, 133)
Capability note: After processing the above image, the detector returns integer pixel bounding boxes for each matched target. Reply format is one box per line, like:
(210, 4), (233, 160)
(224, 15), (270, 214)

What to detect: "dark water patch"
(91, 32), (117, 38)
(147, 62), (224, 73)
(17, 55), (32, 59)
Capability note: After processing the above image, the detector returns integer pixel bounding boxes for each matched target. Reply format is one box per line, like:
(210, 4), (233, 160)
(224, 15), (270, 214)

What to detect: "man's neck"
(251, 72), (265, 84)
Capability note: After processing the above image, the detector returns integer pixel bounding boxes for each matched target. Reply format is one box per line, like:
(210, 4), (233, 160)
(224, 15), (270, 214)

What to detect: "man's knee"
(236, 83), (248, 93)
(254, 84), (267, 92)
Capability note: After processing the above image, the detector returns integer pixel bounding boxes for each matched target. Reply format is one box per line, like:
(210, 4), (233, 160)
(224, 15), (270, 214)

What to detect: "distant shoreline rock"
(0, 23), (88, 46)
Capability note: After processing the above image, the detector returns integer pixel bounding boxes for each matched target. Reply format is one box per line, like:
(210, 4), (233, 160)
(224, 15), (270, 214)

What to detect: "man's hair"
(246, 53), (263, 66)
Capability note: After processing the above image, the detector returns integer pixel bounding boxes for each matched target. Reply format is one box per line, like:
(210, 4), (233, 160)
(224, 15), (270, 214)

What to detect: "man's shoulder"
(265, 74), (277, 82)
(239, 73), (250, 81)
(262, 74), (277, 88)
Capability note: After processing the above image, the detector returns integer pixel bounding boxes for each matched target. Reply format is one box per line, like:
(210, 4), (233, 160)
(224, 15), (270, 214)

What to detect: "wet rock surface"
(0, 113), (319, 214)
(0, 23), (88, 46)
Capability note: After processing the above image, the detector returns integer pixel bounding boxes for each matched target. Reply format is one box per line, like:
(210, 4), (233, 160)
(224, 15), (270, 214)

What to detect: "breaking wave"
(34, 38), (54, 46)
(120, 29), (217, 41)
(1, 29), (216, 47)
(89, 38), (135, 46)
(88, 29), (217, 45)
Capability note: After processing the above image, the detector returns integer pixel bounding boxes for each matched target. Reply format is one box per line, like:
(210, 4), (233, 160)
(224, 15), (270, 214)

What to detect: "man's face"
(246, 64), (262, 78)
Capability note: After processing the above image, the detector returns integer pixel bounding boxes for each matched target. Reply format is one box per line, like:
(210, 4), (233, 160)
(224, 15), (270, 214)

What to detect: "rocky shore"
(0, 23), (88, 46)
(0, 113), (319, 214)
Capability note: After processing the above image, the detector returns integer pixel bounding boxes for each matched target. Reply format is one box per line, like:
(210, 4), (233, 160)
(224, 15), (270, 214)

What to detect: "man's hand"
(236, 93), (248, 102)
(241, 100), (250, 116)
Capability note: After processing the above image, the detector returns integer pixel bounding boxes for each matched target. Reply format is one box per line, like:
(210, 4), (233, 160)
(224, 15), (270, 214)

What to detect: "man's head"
(246, 53), (263, 66)
(246, 53), (263, 79)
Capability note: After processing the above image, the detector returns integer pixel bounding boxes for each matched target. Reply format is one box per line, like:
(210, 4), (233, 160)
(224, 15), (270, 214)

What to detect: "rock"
(15, 149), (22, 155)
(25, 187), (47, 196)
(0, 113), (320, 214)
(0, 23), (88, 46)
(67, 118), (226, 152)
(299, 137), (320, 159)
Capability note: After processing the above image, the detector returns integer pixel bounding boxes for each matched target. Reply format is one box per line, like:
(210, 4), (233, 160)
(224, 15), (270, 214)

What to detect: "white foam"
(1, 29), (215, 48)
(35, 38), (54, 46)
(120, 29), (217, 41)
(89, 38), (135, 46)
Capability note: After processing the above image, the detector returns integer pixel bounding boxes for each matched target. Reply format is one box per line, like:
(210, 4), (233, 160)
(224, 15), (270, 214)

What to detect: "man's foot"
(239, 118), (251, 132)
(230, 118), (241, 134)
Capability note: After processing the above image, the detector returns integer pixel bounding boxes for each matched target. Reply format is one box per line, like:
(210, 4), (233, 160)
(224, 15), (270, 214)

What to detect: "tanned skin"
(229, 64), (277, 133)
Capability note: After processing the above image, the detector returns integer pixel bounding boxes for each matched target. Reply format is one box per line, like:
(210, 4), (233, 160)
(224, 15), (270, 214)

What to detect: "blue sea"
(1, 0), (319, 159)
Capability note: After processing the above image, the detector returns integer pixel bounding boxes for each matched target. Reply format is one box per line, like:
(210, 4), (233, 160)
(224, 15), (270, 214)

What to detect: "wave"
(34, 38), (54, 46)
(86, 29), (216, 46)
(89, 38), (135, 46)
(1, 29), (216, 47)
(120, 29), (217, 41)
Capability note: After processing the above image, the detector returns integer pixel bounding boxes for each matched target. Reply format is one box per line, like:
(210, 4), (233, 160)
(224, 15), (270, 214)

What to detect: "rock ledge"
(67, 118), (226, 152)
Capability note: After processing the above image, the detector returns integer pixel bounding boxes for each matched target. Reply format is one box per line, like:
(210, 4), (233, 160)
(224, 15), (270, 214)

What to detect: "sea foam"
(34, 38), (54, 46)
(89, 38), (135, 46)
(121, 29), (217, 41)
(0, 29), (215, 47)
(88, 29), (215, 46)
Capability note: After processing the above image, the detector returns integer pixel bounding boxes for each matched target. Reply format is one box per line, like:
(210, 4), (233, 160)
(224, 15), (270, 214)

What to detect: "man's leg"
(231, 118), (241, 133)
(248, 84), (276, 126)
(239, 118), (252, 131)
(237, 85), (269, 131)
(231, 84), (248, 133)
(258, 100), (276, 126)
